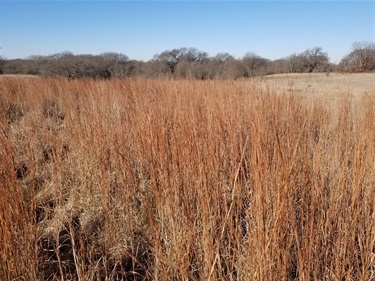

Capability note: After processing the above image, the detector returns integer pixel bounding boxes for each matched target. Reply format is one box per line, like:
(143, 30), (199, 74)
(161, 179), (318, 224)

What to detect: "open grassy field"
(260, 73), (375, 96)
(0, 74), (375, 280)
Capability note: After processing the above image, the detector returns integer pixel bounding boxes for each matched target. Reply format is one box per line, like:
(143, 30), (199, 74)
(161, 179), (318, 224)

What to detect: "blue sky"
(0, 1), (374, 63)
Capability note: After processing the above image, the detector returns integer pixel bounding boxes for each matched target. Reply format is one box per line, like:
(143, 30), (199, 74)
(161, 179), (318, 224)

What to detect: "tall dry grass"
(0, 76), (374, 280)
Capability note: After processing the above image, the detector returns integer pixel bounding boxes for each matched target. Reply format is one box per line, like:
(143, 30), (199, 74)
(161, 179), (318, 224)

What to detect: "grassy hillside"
(0, 77), (374, 280)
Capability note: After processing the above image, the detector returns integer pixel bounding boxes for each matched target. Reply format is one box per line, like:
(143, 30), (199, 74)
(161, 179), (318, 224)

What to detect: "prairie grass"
(0, 77), (374, 280)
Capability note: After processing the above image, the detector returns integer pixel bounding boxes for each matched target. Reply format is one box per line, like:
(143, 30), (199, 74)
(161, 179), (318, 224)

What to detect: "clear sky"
(0, 0), (374, 63)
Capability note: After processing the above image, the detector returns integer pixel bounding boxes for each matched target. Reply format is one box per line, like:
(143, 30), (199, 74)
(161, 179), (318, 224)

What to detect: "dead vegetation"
(259, 72), (375, 96)
(0, 76), (374, 280)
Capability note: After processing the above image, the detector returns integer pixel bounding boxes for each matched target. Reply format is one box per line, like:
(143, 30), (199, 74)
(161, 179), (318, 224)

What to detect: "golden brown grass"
(0, 76), (374, 280)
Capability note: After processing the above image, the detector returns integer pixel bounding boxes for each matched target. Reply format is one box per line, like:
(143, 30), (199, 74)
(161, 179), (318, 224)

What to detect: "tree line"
(0, 42), (374, 79)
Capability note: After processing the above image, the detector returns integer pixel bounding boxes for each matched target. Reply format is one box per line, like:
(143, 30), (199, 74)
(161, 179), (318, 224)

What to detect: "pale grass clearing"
(257, 72), (375, 96)
(0, 74), (40, 79)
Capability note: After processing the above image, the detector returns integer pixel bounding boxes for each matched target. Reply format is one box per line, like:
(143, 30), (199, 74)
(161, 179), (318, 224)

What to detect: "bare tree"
(100, 52), (129, 78)
(223, 59), (247, 79)
(299, 47), (330, 73)
(269, 58), (290, 74)
(242, 53), (270, 77)
(339, 42), (375, 72)
(154, 47), (208, 75)
(0, 56), (6, 74)
(209, 53), (239, 79)
(154, 49), (184, 74)
(286, 47), (330, 73)
(214, 53), (235, 63)
(143, 59), (170, 77)
(2, 59), (38, 75)
(286, 53), (304, 73)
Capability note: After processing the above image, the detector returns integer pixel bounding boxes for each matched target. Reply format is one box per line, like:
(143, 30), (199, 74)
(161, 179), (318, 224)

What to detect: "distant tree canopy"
(153, 47), (209, 77)
(0, 43), (373, 79)
(27, 51), (133, 79)
(0, 56), (6, 75)
(287, 47), (330, 73)
(242, 52), (271, 77)
(339, 42), (375, 72)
